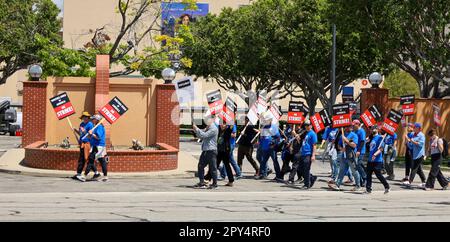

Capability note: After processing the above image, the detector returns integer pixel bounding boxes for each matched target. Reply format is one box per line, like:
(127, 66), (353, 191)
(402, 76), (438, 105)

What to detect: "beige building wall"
(0, 70), (27, 106)
(45, 77), (163, 146)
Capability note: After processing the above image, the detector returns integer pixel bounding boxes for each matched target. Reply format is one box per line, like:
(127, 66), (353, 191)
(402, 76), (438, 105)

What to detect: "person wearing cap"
(84, 114), (107, 181)
(288, 120), (317, 189)
(193, 115), (219, 189)
(404, 122), (427, 187)
(353, 120), (367, 187)
(365, 125), (390, 194)
(71, 111), (93, 182)
(424, 129), (448, 190)
(403, 123), (415, 182)
(383, 129), (398, 180)
(329, 125), (361, 191)
(256, 111), (281, 180)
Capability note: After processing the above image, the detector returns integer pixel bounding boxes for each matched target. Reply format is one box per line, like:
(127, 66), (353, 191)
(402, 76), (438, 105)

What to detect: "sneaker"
(275, 178), (285, 183)
(401, 177), (409, 182)
(384, 188), (390, 194)
(236, 174), (243, 180)
(225, 182), (233, 187)
(208, 184), (218, 190)
(286, 180), (295, 186)
(194, 182), (208, 189)
(301, 185), (310, 190)
(92, 173), (101, 181)
(217, 176), (225, 181)
(328, 184), (340, 191)
(76, 175), (86, 182)
(424, 187), (434, 191)
(310, 176), (317, 188)
(402, 180), (411, 186)
(442, 185), (448, 191)
(364, 190), (372, 194)
(418, 183), (426, 188)
(71, 174), (79, 180)
(328, 179), (336, 184)
(102, 176), (109, 182)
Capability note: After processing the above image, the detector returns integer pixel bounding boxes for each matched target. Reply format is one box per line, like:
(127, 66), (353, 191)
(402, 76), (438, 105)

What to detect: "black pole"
(331, 24), (336, 113)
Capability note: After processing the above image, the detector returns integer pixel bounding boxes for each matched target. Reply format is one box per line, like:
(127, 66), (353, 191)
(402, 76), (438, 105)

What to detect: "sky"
(52, 0), (63, 17)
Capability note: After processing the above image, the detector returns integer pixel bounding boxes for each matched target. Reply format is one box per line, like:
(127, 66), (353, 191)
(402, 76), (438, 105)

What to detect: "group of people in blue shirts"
(71, 111), (108, 183)
(194, 111), (448, 192)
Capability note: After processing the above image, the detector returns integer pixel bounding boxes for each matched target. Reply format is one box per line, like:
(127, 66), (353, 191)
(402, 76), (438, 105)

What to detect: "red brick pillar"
(22, 81), (48, 147)
(361, 88), (389, 119)
(156, 84), (179, 149)
(95, 55), (111, 147)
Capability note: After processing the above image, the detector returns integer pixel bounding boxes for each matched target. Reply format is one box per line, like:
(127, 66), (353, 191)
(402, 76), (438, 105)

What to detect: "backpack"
(442, 138), (449, 159)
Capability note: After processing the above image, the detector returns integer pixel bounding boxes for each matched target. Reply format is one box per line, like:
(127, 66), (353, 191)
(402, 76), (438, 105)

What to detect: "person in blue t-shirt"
(353, 120), (367, 187)
(403, 123), (415, 182)
(256, 112), (281, 180)
(403, 122), (427, 187)
(85, 114), (108, 182)
(383, 130), (398, 180)
(365, 125), (390, 194)
(72, 111), (93, 182)
(329, 125), (361, 191)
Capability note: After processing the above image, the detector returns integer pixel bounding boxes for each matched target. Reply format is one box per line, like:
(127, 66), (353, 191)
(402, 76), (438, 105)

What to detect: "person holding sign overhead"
(84, 114), (107, 181)
(71, 111), (93, 182)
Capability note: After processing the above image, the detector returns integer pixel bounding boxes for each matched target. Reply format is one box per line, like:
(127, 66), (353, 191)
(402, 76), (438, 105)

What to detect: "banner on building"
(219, 97), (237, 125)
(287, 101), (306, 124)
(206, 90), (223, 115)
(433, 103), (441, 127)
(381, 109), (403, 136)
(332, 104), (352, 128)
(400, 95), (415, 116)
(49, 92), (76, 120)
(360, 105), (382, 128)
(99, 96), (129, 124)
(174, 76), (195, 105)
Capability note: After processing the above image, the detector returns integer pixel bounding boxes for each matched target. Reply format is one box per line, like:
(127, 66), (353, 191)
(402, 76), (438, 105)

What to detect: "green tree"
(0, 0), (61, 84)
(333, 0), (450, 98)
(39, 0), (196, 79)
(383, 69), (420, 98)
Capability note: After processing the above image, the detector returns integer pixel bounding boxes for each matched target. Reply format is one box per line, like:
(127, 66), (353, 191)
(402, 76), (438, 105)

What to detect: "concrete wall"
(44, 77), (163, 146)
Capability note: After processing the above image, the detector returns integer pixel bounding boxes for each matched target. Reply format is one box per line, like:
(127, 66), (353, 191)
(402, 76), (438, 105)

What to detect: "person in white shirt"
(424, 129), (448, 190)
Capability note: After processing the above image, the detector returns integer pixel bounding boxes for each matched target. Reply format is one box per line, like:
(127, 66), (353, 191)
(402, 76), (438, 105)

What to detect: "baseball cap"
(352, 120), (361, 125)
(91, 114), (102, 121)
(414, 122), (422, 129)
(304, 120), (311, 126)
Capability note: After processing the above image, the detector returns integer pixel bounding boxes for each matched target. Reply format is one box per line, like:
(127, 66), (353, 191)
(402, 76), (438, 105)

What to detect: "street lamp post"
(368, 72), (383, 88)
(28, 64), (43, 81)
(162, 67), (176, 84)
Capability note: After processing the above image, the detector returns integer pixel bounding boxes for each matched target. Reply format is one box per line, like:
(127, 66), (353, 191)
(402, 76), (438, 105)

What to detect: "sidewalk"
(0, 148), (198, 179)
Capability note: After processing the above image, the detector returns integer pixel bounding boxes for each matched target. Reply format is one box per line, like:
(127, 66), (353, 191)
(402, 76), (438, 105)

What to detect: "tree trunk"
(306, 95), (318, 116)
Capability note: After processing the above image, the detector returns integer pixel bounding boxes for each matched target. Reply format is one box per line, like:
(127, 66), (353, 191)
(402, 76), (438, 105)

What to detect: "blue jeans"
(331, 157), (339, 180)
(259, 147), (281, 178)
(356, 155), (367, 186)
(219, 145), (241, 177)
(337, 156), (361, 188)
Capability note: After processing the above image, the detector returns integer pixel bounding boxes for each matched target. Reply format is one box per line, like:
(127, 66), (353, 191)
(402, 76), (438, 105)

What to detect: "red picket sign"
(400, 95), (415, 116)
(381, 109), (403, 136)
(49, 92), (75, 120)
(332, 104), (351, 128)
(360, 105), (382, 128)
(99, 96), (129, 124)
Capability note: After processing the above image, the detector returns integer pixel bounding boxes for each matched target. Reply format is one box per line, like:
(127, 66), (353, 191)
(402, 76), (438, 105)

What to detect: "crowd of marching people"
(193, 111), (449, 193)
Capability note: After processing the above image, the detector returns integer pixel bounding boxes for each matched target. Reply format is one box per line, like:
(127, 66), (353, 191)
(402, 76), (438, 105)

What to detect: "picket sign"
(49, 92), (78, 141)
(81, 97), (128, 140)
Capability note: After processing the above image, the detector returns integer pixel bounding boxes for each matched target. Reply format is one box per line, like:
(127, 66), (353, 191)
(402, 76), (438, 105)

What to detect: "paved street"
(0, 138), (449, 221)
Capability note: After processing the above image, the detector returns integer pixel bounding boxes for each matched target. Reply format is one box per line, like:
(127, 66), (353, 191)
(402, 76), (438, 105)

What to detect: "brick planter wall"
(156, 84), (180, 149)
(24, 141), (178, 172)
(22, 81), (48, 147)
